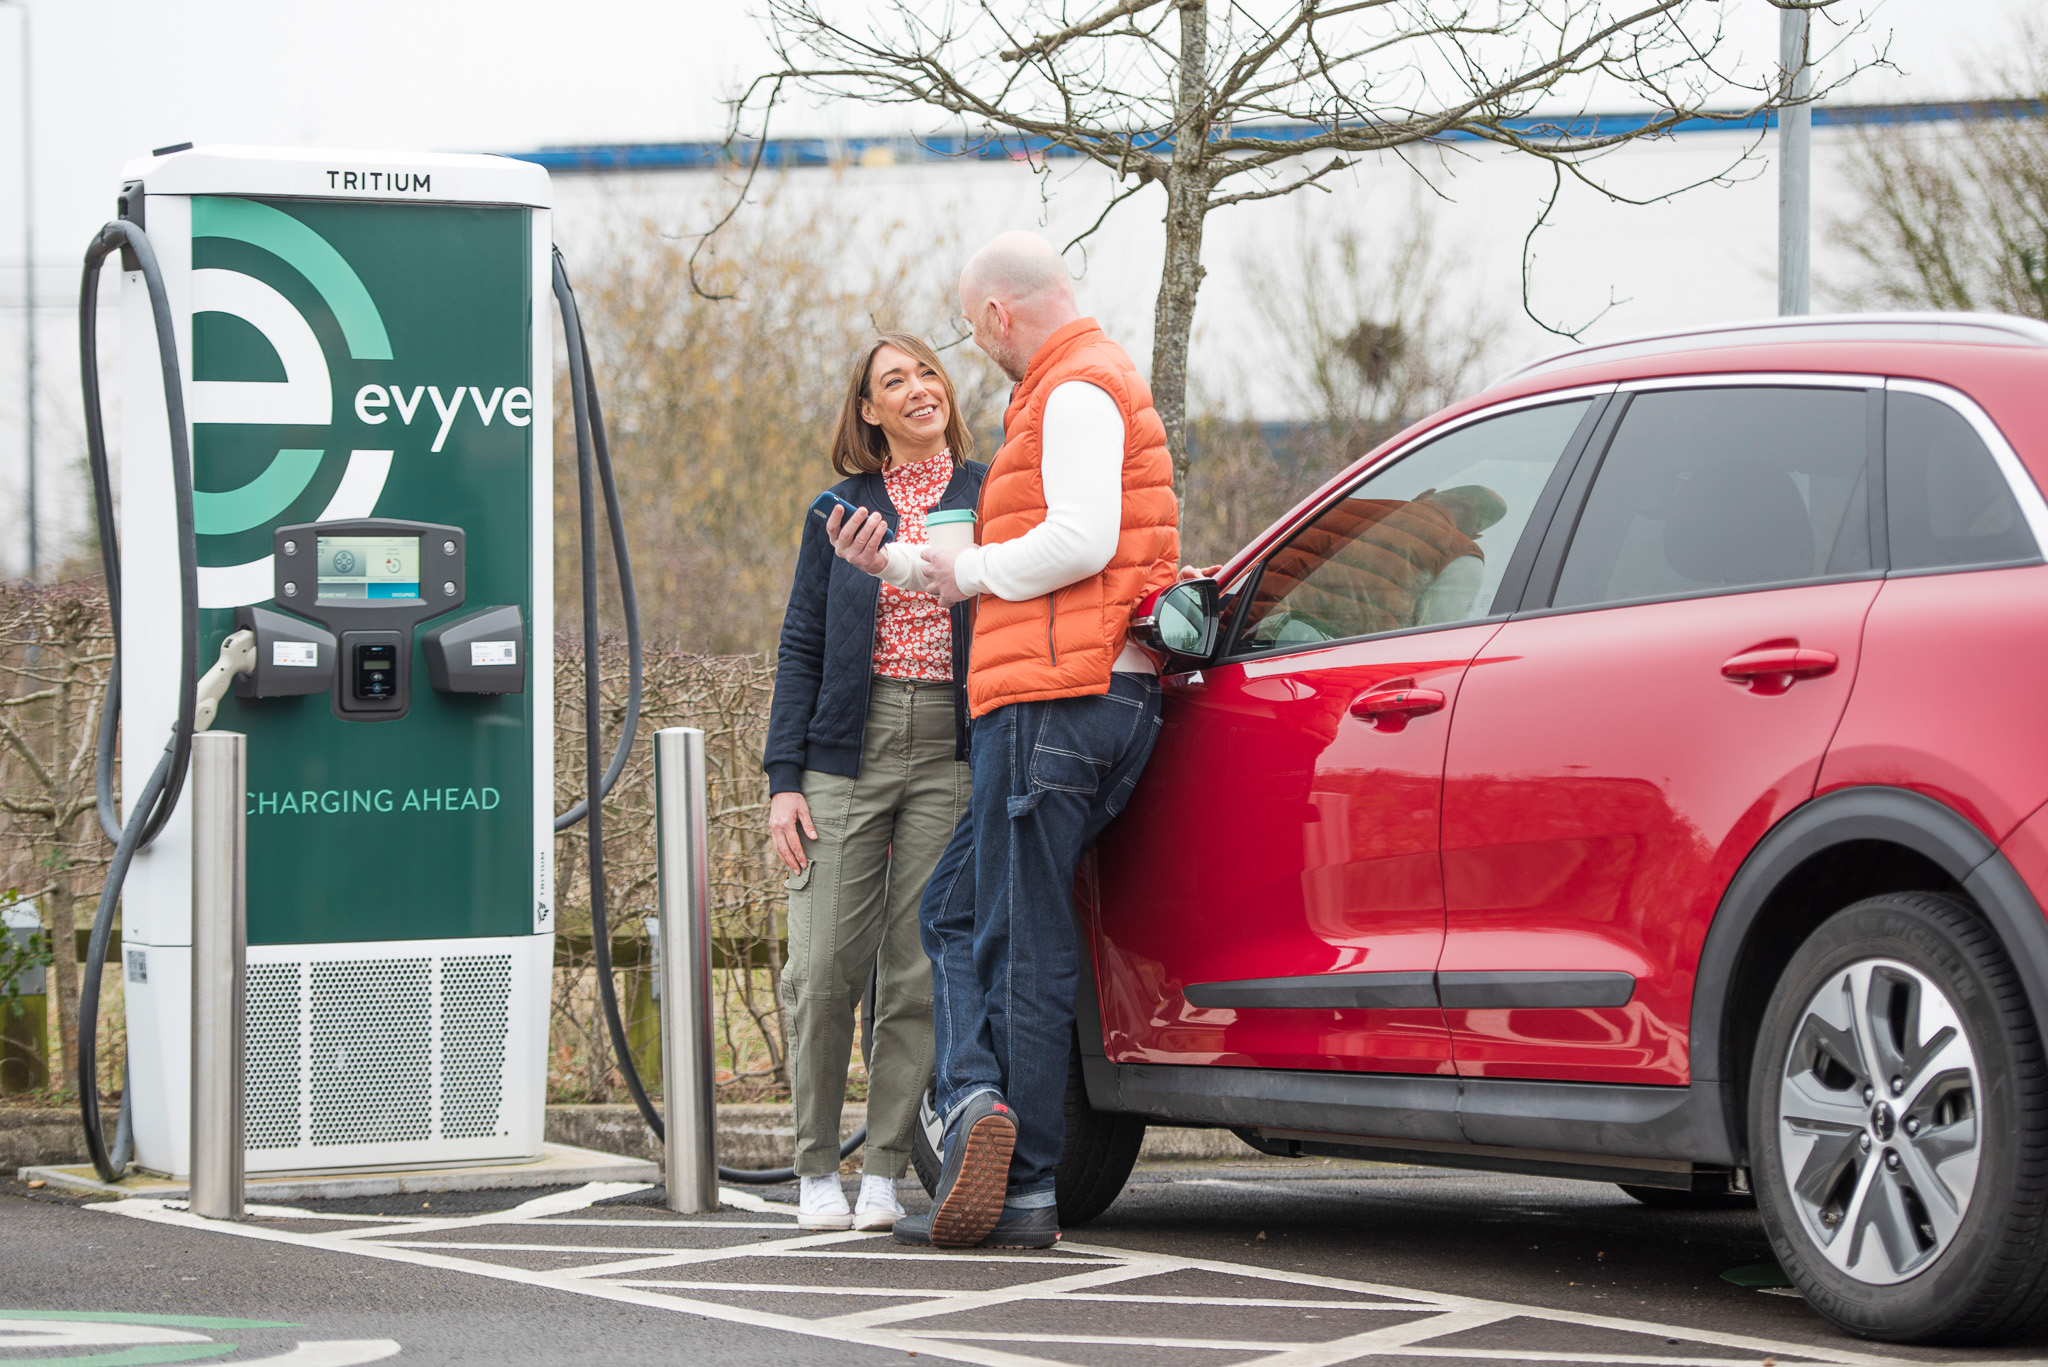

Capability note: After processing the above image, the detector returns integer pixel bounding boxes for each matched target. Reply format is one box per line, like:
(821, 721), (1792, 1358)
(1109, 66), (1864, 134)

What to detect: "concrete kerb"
(8, 1102), (1250, 1196)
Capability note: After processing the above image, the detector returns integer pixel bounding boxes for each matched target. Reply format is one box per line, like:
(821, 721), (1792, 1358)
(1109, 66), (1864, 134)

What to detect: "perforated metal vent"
(310, 958), (431, 1146)
(440, 954), (511, 1139)
(245, 963), (303, 1150)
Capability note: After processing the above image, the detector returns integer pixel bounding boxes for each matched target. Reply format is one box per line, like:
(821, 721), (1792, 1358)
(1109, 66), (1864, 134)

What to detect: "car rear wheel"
(910, 1032), (1147, 1227)
(1750, 891), (2048, 1343)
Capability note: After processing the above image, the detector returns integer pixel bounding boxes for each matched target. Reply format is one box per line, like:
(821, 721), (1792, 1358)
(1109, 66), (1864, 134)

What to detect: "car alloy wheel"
(1751, 891), (2048, 1344)
(1775, 957), (1980, 1284)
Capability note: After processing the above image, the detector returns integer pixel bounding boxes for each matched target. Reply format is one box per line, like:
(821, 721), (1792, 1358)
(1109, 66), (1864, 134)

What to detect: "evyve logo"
(355, 383), (533, 453)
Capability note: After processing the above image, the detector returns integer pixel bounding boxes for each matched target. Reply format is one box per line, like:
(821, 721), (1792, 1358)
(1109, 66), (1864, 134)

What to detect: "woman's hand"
(1179, 563), (1223, 582)
(769, 791), (818, 873)
(825, 505), (891, 576)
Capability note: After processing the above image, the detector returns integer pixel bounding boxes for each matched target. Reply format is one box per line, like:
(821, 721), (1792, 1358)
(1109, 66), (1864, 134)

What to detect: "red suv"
(1062, 315), (2048, 1345)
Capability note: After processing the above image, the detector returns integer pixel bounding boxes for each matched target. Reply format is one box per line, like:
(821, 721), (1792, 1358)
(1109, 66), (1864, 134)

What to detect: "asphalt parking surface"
(7, 1158), (2046, 1366)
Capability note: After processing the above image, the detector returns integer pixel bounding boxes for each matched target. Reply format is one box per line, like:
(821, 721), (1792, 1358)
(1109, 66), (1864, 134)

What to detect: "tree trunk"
(1149, 0), (1211, 489)
(47, 866), (77, 1088)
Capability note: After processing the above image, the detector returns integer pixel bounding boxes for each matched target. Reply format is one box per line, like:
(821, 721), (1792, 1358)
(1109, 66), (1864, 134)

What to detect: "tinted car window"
(1552, 387), (1871, 610)
(1887, 391), (2037, 571)
(1236, 399), (1591, 653)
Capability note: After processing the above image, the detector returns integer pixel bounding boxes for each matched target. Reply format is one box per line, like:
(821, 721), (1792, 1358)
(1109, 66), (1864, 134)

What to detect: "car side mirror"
(1132, 578), (1221, 661)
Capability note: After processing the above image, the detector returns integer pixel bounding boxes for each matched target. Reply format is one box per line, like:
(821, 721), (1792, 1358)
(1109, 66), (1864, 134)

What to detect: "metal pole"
(1777, 2), (1812, 317)
(189, 730), (246, 1220)
(655, 727), (718, 1213)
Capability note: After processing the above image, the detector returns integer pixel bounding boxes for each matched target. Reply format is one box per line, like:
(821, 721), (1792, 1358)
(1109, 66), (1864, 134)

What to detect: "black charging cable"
(550, 253), (862, 1185)
(76, 219), (201, 1182)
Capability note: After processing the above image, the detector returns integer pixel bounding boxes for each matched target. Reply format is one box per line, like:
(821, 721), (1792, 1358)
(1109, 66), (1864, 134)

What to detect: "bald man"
(829, 231), (1179, 1248)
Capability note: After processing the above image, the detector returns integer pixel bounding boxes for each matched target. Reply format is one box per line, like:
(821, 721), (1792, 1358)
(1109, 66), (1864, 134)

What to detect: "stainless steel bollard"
(655, 727), (719, 1213)
(188, 730), (246, 1219)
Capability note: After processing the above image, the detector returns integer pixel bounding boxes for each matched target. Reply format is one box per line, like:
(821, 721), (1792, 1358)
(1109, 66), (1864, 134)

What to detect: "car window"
(1234, 399), (1592, 653)
(1886, 391), (2038, 571)
(1552, 386), (1872, 610)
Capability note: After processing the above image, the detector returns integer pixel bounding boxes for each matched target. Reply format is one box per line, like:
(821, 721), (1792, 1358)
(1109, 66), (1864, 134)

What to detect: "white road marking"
(93, 1182), (1971, 1367)
(229, 1342), (401, 1366)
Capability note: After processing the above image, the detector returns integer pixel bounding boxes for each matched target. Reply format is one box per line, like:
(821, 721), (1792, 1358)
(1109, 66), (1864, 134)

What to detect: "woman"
(763, 332), (985, 1231)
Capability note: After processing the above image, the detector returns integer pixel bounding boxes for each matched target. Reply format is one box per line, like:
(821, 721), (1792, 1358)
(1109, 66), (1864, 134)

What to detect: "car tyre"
(1749, 891), (2048, 1344)
(1616, 1184), (1754, 1211)
(909, 1032), (1147, 1228)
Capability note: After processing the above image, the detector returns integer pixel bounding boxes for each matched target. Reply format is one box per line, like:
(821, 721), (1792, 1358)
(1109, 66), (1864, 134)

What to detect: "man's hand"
(826, 505), (891, 575)
(1179, 563), (1222, 582)
(769, 791), (818, 873)
(925, 545), (969, 607)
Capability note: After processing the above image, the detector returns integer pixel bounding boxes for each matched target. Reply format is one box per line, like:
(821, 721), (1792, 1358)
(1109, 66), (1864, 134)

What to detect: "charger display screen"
(318, 535), (420, 600)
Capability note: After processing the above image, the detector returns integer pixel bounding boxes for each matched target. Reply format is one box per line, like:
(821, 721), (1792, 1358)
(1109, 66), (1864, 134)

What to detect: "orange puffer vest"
(968, 318), (1179, 718)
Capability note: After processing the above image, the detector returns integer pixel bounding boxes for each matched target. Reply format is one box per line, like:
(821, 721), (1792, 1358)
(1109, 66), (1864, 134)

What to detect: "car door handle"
(1721, 646), (1838, 695)
(1350, 686), (1447, 729)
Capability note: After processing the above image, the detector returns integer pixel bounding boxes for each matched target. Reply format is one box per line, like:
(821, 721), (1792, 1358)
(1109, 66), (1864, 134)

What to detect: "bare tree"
(730, 0), (1877, 483)
(1823, 30), (2048, 320)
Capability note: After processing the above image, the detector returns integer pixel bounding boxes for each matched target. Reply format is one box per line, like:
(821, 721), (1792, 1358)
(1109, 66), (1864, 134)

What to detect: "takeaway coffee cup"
(924, 508), (977, 553)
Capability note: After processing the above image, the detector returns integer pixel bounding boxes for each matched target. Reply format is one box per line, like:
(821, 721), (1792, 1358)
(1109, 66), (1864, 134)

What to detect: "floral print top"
(873, 454), (956, 681)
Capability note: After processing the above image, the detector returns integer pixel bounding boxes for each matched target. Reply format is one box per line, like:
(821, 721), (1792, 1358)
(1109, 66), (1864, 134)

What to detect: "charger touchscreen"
(318, 535), (421, 601)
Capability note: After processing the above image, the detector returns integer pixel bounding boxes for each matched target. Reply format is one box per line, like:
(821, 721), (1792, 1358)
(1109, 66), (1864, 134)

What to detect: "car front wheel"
(1750, 891), (2048, 1343)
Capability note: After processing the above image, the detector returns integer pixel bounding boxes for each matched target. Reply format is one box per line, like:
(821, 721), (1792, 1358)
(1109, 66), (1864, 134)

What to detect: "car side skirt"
(1097, 1061), (1739, 1170)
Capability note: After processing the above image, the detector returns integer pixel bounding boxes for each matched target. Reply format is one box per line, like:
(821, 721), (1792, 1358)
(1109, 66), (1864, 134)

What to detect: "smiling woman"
(762, 331), (987, 1233)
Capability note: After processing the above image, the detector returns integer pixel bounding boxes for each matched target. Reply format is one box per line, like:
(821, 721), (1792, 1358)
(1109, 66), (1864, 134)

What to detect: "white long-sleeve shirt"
(879, 380), (1156, 673)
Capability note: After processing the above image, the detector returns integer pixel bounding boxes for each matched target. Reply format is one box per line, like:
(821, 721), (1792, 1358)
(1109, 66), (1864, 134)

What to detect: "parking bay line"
(94, 1199), (1063, 1367)
(909, 1334), (1841, 1367)
(99, 1186), (1951, 1367)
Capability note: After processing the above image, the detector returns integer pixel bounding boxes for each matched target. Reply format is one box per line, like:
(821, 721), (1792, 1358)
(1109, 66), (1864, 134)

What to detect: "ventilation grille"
(239, 948), (522, 1158)
(440, 954), (512, 1139)
(311, 958), (432, 1147)
(245, 963), (302, 1150)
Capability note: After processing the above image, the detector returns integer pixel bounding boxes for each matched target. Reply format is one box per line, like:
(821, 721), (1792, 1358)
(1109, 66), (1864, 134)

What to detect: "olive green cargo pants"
(780, 677), (969, 1179)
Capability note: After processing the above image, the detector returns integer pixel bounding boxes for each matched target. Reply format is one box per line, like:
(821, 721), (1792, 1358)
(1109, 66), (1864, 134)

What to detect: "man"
(827, 231), (1178, 1248)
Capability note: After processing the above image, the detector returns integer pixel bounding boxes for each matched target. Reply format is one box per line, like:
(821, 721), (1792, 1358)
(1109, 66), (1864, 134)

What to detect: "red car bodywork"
(1087, 328), (2048, 1103)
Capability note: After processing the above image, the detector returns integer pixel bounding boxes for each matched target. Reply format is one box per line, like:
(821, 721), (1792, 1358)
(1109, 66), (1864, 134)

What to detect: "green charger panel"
(193, 196), (535, 946)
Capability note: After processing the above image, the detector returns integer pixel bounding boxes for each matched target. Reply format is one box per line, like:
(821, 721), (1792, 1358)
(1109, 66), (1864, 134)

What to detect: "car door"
(1092, 394), (1604, 1076)
(1438, 380), (1883, 1089)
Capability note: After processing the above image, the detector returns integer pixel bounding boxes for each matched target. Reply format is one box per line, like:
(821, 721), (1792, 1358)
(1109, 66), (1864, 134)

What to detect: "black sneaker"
(980, 1203), (1059, 1249)
(892, 1203), (1059, 1249)
(926, 1091), (1015, 1248)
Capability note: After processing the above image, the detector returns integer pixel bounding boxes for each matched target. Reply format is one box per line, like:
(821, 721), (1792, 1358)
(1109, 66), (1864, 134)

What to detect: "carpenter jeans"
(919, 672), (1164, 1207)
(781, 677), (970, 1179)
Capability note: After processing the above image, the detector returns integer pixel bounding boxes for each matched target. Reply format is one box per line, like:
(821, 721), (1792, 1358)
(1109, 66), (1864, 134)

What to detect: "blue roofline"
(507, 99), (2042, 173)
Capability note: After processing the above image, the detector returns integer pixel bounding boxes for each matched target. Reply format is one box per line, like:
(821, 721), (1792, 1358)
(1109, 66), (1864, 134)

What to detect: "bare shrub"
(550, 637), (792, 1103)
(1825, 33), (2048, 320)
(0, 580), (115, 1100)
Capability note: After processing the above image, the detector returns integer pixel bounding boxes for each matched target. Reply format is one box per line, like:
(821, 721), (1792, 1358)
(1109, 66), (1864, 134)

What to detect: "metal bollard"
(188, 730), (246, 1219)
(655, 727), (719, 1213)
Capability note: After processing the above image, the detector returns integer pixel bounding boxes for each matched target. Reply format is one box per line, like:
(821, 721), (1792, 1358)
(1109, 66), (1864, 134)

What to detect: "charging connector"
(193, 630), (257, 733)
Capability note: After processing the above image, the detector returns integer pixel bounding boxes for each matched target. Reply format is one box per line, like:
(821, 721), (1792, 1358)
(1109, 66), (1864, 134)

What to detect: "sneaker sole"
(797, 1214), (854, 1231)
(980, 1230), (1060, 1249)
(929, 1111), (1015, 1248)
(851, 1212), (902, 1232)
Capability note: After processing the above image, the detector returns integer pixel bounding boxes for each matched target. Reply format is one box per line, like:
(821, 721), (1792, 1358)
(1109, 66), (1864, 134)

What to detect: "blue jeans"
(918, 672), (1164, 1207)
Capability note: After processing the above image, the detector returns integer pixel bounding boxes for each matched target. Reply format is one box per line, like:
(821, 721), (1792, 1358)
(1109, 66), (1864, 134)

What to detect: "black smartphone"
(808, 490), (893, 544)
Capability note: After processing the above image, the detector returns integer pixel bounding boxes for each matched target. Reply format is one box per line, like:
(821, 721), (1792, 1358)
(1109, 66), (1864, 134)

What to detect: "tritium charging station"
(113, 147), (554, 1178)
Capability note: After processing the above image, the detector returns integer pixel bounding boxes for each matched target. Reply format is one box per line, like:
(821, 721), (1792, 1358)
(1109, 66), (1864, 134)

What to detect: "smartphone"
(808, 490), (894, 544)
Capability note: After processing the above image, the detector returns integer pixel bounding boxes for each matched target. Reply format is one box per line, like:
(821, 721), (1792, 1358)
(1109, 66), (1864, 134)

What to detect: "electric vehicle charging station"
(105, 146), (556, 1179)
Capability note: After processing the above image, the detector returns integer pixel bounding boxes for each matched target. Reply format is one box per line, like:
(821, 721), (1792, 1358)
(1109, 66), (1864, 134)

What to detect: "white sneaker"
(798, 1174), (853, 1230)
(852, 1173), (905, 1231)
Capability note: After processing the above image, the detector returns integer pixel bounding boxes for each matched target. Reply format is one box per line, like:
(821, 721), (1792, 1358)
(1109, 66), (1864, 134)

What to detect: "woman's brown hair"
(829, 332), (976, 477)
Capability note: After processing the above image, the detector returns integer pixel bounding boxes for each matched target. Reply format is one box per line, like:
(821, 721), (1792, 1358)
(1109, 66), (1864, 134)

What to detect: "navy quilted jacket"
(763, 460), (987, 795)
